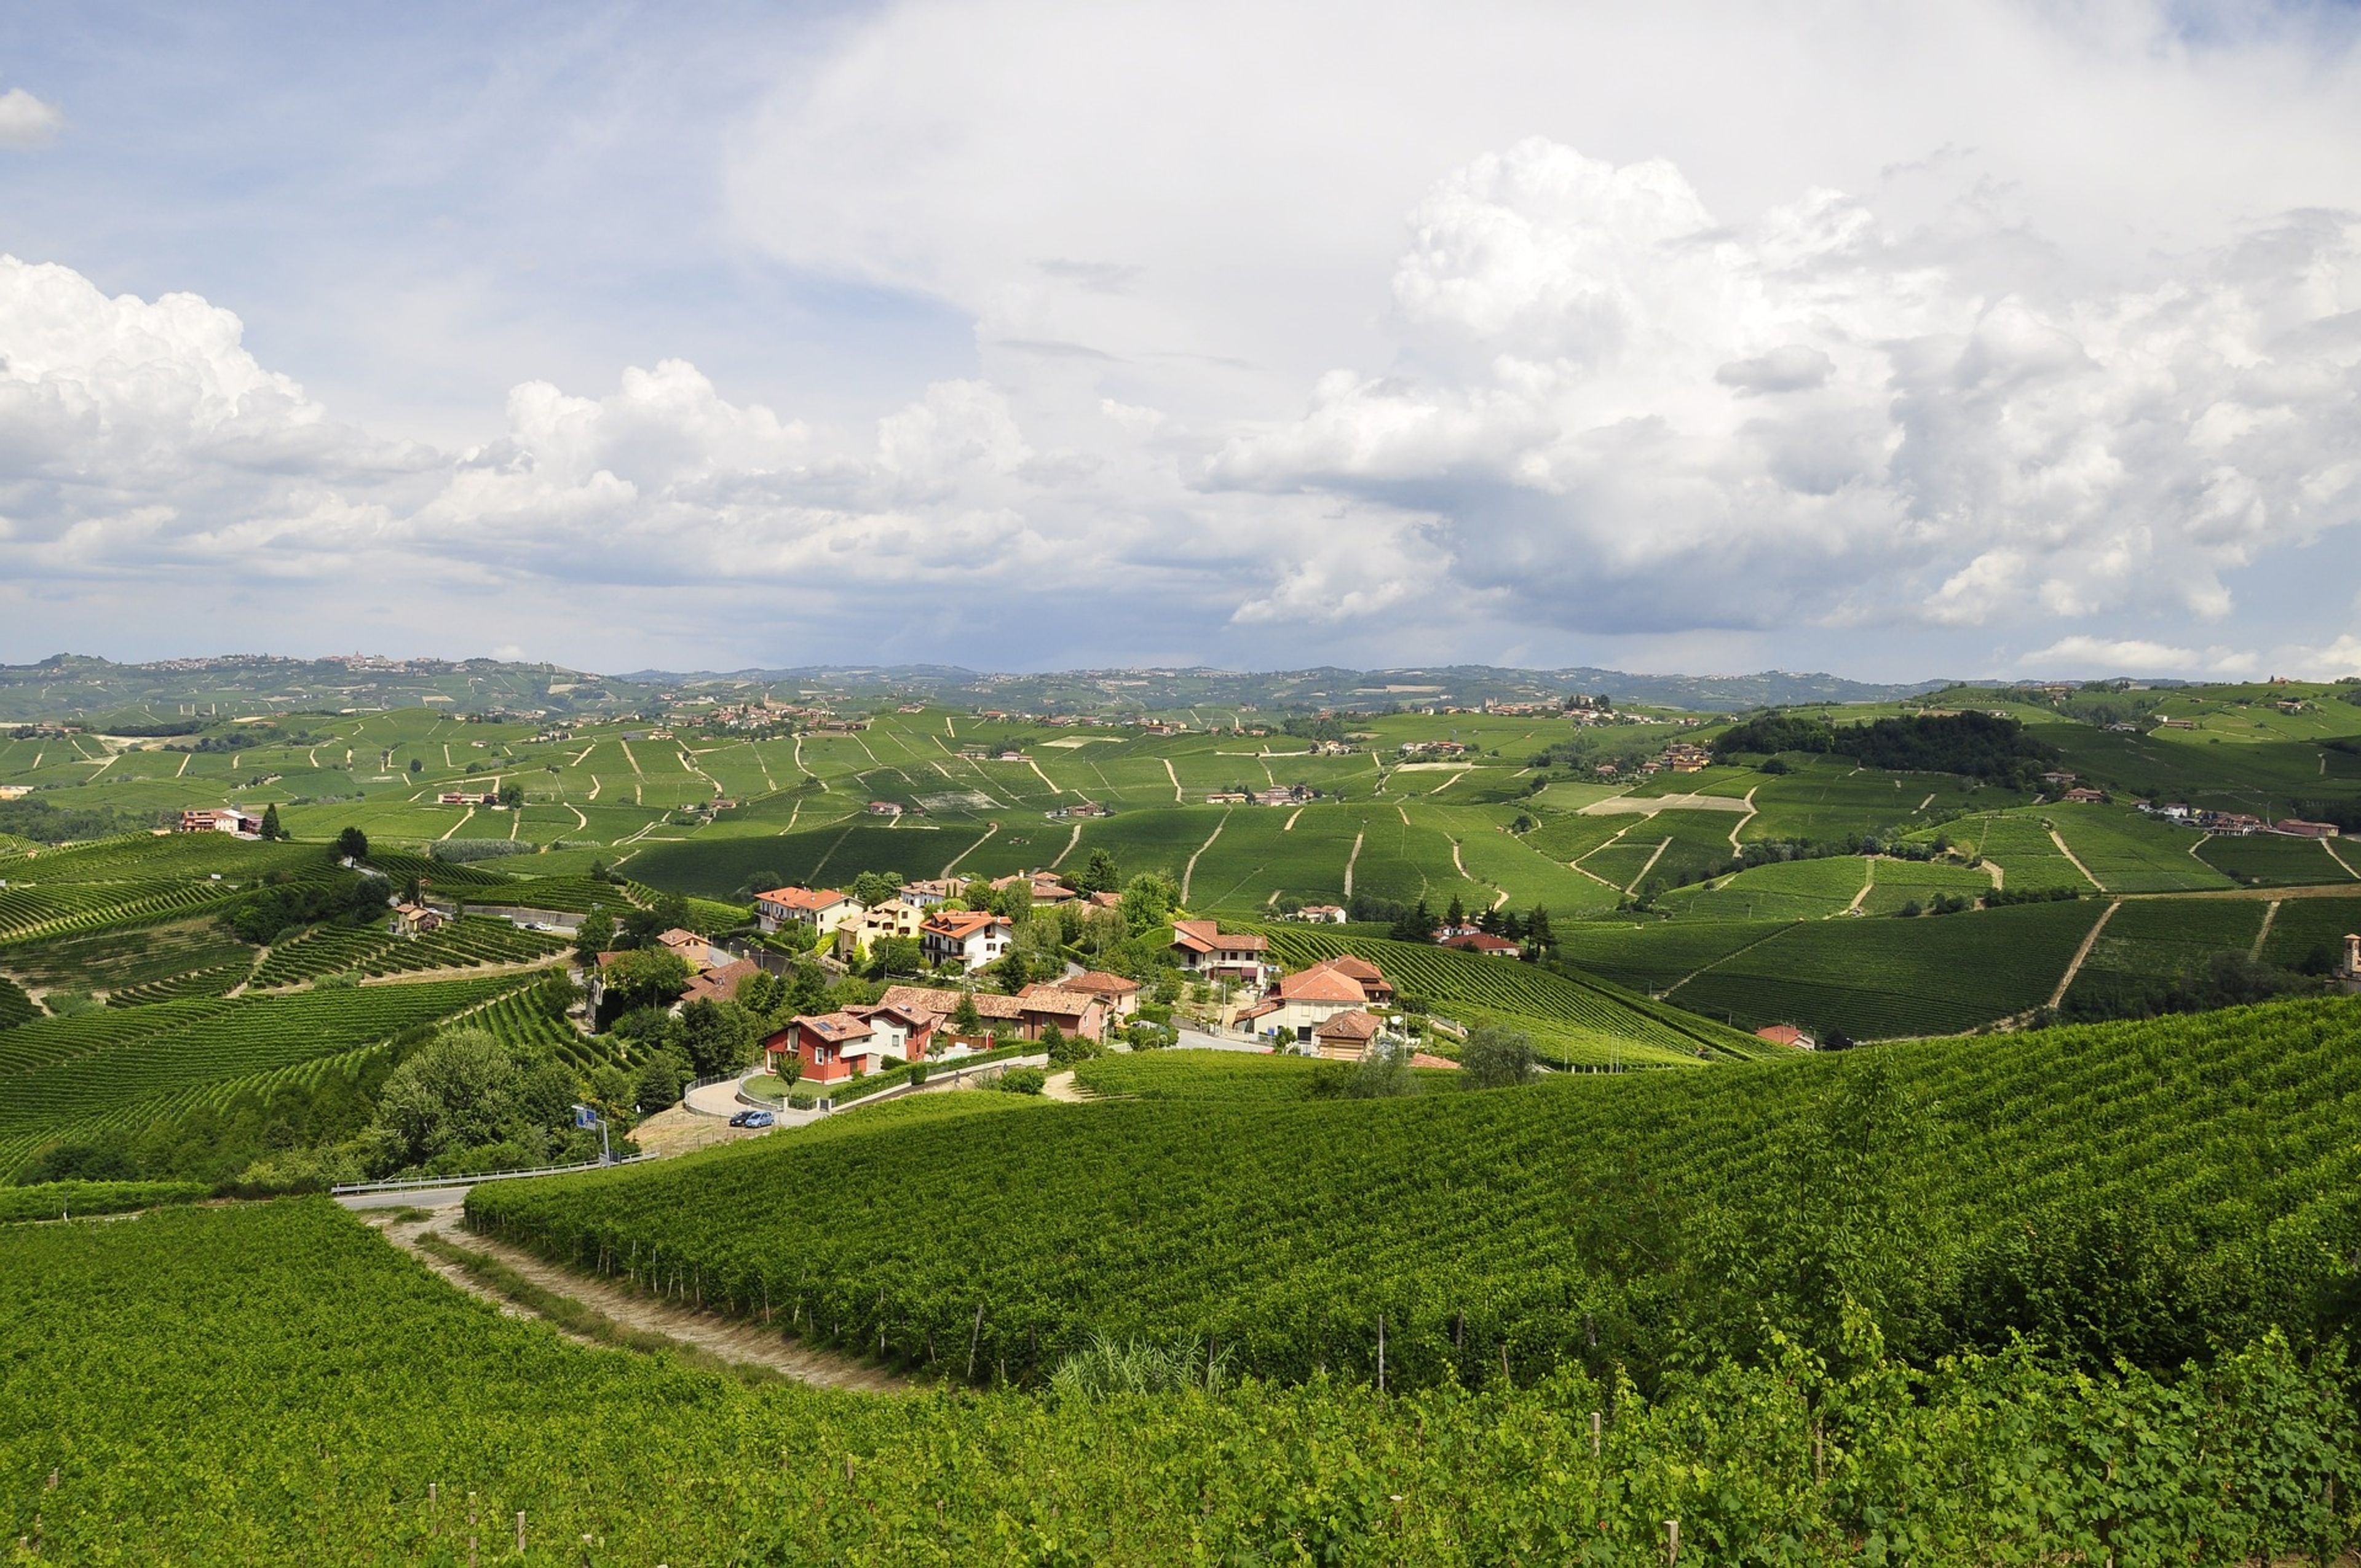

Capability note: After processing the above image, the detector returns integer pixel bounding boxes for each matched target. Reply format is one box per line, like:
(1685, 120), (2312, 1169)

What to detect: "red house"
(762, 1001), (938, 1083)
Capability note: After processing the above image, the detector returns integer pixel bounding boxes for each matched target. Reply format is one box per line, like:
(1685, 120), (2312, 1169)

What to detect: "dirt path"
(1048, 820), (1083, 869)
(2324, 837), (2361, 881)
(1843, 857), (1876, 916)
(1430, 770), (1465, 795)
(1665, 923), (1790, 999)
(2049, 827), (2106, 892)
(2252, 900), (2282, 960)
(1283, 805), (1305, 831)
(1624, 837), (1672, 896)
(1025, 757), (1064, 798)
(941, 821), (997, 877)
(368, 1205), (909, 1392)
(1161, 758), (1184, 802)
(1343, 828), (1364, 898)
(1180, 810), (1231, 903)
(619, 741), (645, 777)
(354, 957), (566, 989)
(438, 806), (475, 842)
(1040, 1069), (1090, 1104)
(223, 942), (271, 999)
(2046, 900), (2120, 1009)
(1727, 788), (1758, 851)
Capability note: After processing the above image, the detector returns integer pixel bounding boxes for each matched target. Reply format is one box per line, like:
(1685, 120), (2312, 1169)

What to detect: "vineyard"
(1252, 926), (1765, 1063)
(472, 996), (2361, 1409)
(0, 974), (529, 1177)
(12, 1201), (2361, 1564)
(245, 916), (566, 989)
(1672, 898), (2102, 1038)
(2199, 831), (2357, 888)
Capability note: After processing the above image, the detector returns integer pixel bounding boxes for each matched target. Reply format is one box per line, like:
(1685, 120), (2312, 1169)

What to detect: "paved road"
(339, 1186), (472, 1211)
(1174, 1027), (1271, 1054)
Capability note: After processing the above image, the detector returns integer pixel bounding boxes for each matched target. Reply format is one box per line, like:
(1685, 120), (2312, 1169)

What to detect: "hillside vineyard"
(470, 999), (2361, 1391)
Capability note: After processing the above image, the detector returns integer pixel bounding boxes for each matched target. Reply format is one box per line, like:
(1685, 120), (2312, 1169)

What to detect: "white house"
(754, 885), (864, 936)
(920, 910), (1014, 970)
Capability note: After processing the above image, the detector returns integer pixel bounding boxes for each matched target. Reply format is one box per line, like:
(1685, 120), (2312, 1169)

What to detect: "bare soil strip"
(1283, 806), (1305, 831)
(1624, 837), (1672, 896)
(941, 821), (997, 877)
(2252, 900), (2282, 960)
(1049, 821), (1083, 869)
(1343, 828), (1365, 898)
(1181, 810), (1231, 903)
(1163, 758), (1184, 802)
(367, 1206), (909, 1392)
(2049, 827), (2106, 892)
(2046, 900), (2119, 1008)
(1843, 857), (1876, 916)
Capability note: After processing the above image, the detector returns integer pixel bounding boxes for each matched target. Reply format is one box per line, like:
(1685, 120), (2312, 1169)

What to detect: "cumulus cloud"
(0, 89), (62, 149)
(2017, 635), (2259, 678)
(1210, 140), (2361, 641)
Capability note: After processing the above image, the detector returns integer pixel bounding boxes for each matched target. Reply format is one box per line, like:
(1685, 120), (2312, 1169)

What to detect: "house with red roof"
(1168, 919), (1271, 984)
(1440, 932), (1522, 958)
(1754, 1024), (1815, 1050)
(1310, 1008), (1383, 1061)
(919, 911), (1014, 970)
(1238, 956), (1393, 1043)
(1062, 970), (1143, 1018)
(762, 1000), (941, 1083)
(754, 885), (863, 936)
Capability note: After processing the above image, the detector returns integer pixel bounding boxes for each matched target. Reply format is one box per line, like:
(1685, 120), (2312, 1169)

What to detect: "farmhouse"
(1440, 931), (1522, 958)
(872, 983), (1105, 1043)
(1253, 785), (1314, 806)
(678, 958), (761, 1009)
(2277, 820), (2342, 838)
(899, 878), (960, 908)
(387, 902), (446, 936)
(1169, 920), (1272, 984)
(1062, 970), (1142, 1018)
(866, 801), (904, 818)
(762, 1005), (936, 1085)
(838, 898), (928, 954)
(1204, 790), (1250, 804)
(1310, 1008), (1385, 1061)
(178, 807), (264, 837)
(655, 927), (730, 970)
(1238, 958), (1390, 1042)
(1048, 801), (1112, 818)
(2041, 771), (2079, 788)
(991, 871), (1077, 905)
(438, 790), (500, 807)
(754, 885), (863, 936)
(2060, 787), (2107, 804)
(920, 910), (1014, 970)
(1294, 904), (1347, 924)
(1755, 1024), (1816, 1050)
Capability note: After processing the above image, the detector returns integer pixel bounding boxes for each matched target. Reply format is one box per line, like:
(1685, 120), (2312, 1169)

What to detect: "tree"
(408, 758), (423, 775)
(572, 909), (617, 964)
(1461, 1025), (1538, 1090)
(1523, 904), (1554, 951)
(999, 946), (1032, 990)
(633, 1052), (687, 1112)
(335, 826), (370, 861)
(950, 991), (984, 1037)
(867, 935), (922, 978)
(363, 1029), (523, 1173)
(497, 782), (524, 808)
(991, 881), (1034, 923)
(598, 948), (692, 1016)
(1444, 894), (1466, 931)
(258, 804), (282, 841)
(1077, 849), (1120, 896)
(679, 998), (759, 1078)
(850, 870), (903, 908)
(1120, 872), (1179, 935)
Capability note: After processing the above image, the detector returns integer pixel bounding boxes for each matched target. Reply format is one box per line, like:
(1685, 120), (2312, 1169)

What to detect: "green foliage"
(334, 826), (369, 860)
(0, 1178), (208, 1220)
(1459, 1024), (1536, 1088)
(994, 1066), (1048, 1095)
(20, 1201), (2361, 1563)
(596, 947), (691, 1017)
(473, 997), (2361, 1402)
(1715, 710), (2057, 786)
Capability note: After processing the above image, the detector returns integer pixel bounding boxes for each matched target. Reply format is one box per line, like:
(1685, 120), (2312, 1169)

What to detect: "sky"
(0, 0), (2358, 683)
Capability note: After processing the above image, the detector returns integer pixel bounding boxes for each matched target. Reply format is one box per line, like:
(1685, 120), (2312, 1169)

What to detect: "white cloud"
(0, 89), (63, 150)
(2017, 635), (2259, 677)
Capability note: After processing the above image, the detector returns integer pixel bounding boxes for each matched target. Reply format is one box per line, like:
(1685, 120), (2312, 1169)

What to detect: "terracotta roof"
(1755, 1024), (1808, 1047)
(923, 911), (1008, 940)
(679, 959), (759, 1006)
(1409, 1052), (1460, 1071)
(1064, 970), (1142, 997)
(1016, 984), (1099, 1018)
(1440, 933), (1521, 953)
(795, 1010), (874, 1043)
(1274, 967), (1369, 1004)
(1171, 919), (1268, 954)
(1312, 1008), (1382, 1042)
(757, 886), (850, 910)
(1316, 954), (1386, 983)
(877, 983), (1025, 1021)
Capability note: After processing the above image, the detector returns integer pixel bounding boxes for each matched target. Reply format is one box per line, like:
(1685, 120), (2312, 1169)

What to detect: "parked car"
(740, 1110), (775, 1128)
(727, 1109), (763, 1127)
